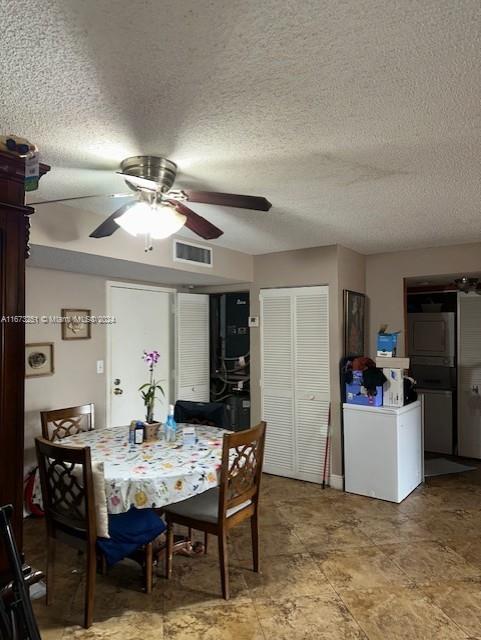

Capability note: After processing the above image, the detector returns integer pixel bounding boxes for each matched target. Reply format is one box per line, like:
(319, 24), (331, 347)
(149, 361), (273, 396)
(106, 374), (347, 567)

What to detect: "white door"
(458, 293), (481, 458)
(176, 293), (210, 402)
(294, 290), (330, 483)
(260, 286), (330, 483)
(107, 283), (174, 426)
(260, 291), (295, 477)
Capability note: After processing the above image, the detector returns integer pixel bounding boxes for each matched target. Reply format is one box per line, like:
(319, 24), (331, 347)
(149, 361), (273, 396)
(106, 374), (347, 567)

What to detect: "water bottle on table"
(165, 404), (177, 443)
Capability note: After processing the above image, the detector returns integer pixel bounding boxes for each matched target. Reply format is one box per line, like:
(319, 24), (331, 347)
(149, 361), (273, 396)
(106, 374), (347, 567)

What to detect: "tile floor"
(26, 468), (481, 639)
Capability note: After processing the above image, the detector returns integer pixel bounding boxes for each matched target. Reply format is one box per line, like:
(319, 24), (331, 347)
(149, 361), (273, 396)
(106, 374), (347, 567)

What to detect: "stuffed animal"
(0, 134), (37, 157)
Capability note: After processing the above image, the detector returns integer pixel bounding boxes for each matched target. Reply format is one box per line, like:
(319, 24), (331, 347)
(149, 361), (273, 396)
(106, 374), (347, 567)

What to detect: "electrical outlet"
(96, 360), (104, 374)
(248, 316), (259, 328)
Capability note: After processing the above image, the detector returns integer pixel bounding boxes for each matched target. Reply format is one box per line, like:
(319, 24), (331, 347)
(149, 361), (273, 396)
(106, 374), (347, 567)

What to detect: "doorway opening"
(405, 273), (481, 476)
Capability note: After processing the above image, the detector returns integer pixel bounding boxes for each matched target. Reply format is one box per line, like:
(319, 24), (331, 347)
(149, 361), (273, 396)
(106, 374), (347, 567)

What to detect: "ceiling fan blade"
(167, 200), (223, 239)
(89, 202), (134, 238)
(184, 190), (272, 211)
(29, 193), (131, 205)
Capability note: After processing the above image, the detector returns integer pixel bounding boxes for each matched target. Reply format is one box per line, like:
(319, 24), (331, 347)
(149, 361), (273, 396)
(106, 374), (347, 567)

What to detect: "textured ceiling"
(2, 0), (480, 255)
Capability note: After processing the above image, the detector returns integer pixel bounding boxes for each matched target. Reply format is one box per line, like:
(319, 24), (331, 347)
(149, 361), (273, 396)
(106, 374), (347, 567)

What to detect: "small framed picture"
(61, 308), (91, 340)
(26, 342), (54, 378)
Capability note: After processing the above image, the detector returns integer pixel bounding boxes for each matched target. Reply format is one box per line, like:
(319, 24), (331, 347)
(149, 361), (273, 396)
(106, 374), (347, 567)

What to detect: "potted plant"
(139, 350), (164, 440)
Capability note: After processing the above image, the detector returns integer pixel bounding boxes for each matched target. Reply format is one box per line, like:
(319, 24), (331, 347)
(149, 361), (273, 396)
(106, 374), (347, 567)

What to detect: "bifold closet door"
(176, 293), (210, 402)
(260, 291), (295, 477)
(260, 286), (330, 482)
(294, 290), (330, 483)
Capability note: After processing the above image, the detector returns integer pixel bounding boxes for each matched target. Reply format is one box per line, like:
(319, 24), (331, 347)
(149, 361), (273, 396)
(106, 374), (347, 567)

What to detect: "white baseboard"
(329, 474), (344, 491)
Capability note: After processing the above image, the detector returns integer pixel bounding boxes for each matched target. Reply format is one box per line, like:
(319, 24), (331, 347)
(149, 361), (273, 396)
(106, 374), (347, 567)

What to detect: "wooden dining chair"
(40, 403), (95, 441)
(35, 437), (157, 629)
(164, 421), (266, 600)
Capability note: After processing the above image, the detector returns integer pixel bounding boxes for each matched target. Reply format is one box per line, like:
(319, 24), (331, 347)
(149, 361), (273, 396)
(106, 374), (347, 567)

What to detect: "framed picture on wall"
(25, 342), (54, 378)
(343, 290), (366, 357)
(61, 308), (91, 340)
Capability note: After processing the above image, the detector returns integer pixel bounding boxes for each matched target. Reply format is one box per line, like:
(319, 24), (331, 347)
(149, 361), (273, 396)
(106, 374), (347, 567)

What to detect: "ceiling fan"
(454, 276), (481, 294)
(31, 155), (272, 250)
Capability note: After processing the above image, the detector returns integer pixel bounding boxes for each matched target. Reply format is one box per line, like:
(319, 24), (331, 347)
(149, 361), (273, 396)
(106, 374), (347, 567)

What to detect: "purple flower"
(143, 350), (160, 365)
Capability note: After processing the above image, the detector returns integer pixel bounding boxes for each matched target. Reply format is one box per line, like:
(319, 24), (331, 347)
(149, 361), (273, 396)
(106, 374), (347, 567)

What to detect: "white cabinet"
(260, 286), (330, 484)
(343, 400), (423, 503)
(176, 293), (210, 402)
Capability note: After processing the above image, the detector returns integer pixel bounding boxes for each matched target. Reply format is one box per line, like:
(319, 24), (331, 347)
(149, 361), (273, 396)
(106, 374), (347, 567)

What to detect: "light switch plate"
(96, 360), (104, 374)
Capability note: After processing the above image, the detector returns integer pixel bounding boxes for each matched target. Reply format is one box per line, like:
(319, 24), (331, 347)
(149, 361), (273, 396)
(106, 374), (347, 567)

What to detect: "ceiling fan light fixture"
(115, 201), (186, 240)
(149, 205), (187, 239)
(454, 276), (480, 294)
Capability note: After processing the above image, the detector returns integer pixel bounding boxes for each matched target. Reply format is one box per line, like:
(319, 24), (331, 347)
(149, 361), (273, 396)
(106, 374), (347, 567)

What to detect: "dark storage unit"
(225, 394), (251, 431)
(210, 292), (250, 430)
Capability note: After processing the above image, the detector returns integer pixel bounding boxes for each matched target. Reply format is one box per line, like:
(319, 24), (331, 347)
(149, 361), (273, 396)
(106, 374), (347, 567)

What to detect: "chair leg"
(97, 554), (107, 576)
(204, 531), (208, 554)
(165, 521), (174, 579)
(46, 536), (55, 606)
(251, 512), (260, 573)
(144, 543), (153, 594)
(84, 543), (96, 629)
(218, 530), (229, 600)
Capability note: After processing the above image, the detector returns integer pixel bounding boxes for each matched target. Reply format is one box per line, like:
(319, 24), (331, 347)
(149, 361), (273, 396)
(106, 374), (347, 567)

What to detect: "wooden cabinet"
(0, 151), (49, 578)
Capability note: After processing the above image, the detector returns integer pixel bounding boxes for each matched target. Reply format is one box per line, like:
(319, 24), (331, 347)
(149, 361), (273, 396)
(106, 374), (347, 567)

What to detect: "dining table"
(34, 424), (230, 515)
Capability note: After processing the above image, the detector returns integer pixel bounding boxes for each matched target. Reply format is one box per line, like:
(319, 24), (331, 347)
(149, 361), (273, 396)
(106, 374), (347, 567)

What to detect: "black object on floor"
(174, 400), (229, 428)
(0, 504), (43, 639)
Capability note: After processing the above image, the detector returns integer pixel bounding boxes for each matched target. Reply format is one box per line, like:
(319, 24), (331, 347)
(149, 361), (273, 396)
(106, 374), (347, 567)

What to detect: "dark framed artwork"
(343, 290), (366, 357)
(26, 342), (55, 378)
(61, 308), (91, 340)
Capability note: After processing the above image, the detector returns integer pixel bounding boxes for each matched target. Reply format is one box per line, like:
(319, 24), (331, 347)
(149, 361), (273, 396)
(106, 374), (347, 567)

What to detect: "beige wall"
(30, 204), (254, 283)
(25, 268), (108, 469)
(366, 242), (481, 357)
(337, 244), (367, 357)
(24, 267), (181, 470)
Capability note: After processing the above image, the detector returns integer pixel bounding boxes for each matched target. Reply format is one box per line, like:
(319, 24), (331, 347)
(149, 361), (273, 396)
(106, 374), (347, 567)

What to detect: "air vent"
(174, 240), (213, 267)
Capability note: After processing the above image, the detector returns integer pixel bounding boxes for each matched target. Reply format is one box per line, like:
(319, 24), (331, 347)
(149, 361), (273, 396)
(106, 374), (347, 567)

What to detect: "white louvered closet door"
(260, 291), (295, 476)
(260, 286), (329, 482)
(294, 290), (330, 482)
(458, 293), (481, 458)
(176, 293), (210, 402)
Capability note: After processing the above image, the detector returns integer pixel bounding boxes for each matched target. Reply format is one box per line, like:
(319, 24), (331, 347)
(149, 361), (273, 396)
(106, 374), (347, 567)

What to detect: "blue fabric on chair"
(97, 508), (165, 566)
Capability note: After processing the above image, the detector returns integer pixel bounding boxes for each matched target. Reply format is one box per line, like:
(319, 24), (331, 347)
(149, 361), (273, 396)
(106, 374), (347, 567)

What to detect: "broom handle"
(322, 403), (332, 489)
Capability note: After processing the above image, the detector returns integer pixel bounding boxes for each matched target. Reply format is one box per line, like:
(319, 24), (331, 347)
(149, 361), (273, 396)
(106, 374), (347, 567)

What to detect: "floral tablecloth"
(36, 425), (229, 514)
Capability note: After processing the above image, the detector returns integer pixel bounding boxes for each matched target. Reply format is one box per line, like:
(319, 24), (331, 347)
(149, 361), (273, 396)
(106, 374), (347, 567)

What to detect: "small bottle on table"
(165, 404), (177, 443)
(134, 420), (145, 444)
